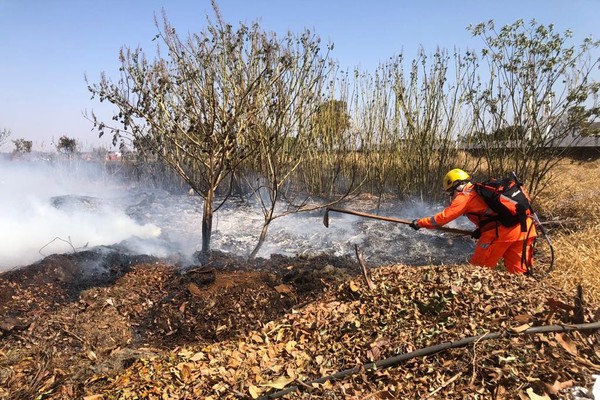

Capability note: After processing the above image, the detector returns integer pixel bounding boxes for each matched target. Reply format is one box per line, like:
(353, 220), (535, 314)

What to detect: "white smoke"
(0, 155), (476, 271)
(0, 156), (161, 270)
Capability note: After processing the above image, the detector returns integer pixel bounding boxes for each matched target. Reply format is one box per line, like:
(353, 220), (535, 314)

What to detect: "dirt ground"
(0, 247), (599, 399)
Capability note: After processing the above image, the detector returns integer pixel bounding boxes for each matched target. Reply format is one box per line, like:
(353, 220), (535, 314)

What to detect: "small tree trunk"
(249, 222), (270, 259)
(249, 208), (274, 259)
(201, 188), (214, 254)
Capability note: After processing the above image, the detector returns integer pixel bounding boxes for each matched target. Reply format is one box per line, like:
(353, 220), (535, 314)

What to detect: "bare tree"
(87, 8), (279, 254)
(86, 6), (342, 256)
(0, 128), (10, 150)
(243, 65), (367, 258)
(240, 32), (338, 258)
(463, 19), (600, 196)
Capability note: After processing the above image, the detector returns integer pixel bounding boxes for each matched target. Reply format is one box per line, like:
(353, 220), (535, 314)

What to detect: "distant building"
(105, 151), (122, 161)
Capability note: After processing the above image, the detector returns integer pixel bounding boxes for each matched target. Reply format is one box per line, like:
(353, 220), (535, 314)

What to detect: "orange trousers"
(470, 237), (535, 274)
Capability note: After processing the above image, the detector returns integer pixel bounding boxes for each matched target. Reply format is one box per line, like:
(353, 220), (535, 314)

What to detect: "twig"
(39, 236), (77, 257)
(229, 388), (251, 399)
(426, 372), (462, 399)
(354, 245), (375, 291)
(48, 319), (86, 344)
(294, 379), (315, 391)
(61, 326), (86, 344)
(574, 284), (584, 324)
(469, 332), (486, 386)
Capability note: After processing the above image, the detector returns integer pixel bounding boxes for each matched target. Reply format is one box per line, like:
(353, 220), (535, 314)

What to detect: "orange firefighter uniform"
(416, 182), (537, 274)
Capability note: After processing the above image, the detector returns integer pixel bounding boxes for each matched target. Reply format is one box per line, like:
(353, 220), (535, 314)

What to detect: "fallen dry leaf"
(260, 375), (295, 389)
(555, 333), (578, 356)
(574, 356), (600, 369)
(190, 352), (205, 361)
(248, 385), (263, 399)
(525, 387), (551, 400)
(187, 282), (203, 297)
(514, 314), (532, 323)
(543, 379), (573, 394)
(510, 323), (533, 333)
(546, 298), (573, 312)
(274, 284), (293, 294)
(285, 340), (297, 353)
(83, 396), (104, 400)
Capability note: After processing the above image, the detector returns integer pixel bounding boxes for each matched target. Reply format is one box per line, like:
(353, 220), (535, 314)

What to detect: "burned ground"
(0, 248), (599, 399)
(0, 248), (359, 399)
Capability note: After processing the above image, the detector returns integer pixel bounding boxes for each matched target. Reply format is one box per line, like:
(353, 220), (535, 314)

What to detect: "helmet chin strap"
(454, 181), (469, 192)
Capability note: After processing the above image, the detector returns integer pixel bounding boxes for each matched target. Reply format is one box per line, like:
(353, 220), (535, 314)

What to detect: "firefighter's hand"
(409, 219), (420, 230)
(471, 228), (481, 239)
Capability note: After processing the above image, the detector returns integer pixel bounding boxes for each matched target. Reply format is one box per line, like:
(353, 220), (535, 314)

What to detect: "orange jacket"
(417, 182), (536, 242)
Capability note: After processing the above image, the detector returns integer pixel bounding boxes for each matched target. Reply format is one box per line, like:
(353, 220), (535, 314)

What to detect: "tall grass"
(535, 159), (600, 302)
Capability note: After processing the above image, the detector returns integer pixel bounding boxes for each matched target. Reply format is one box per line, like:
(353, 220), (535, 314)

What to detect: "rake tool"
(323, 206), (473, 236)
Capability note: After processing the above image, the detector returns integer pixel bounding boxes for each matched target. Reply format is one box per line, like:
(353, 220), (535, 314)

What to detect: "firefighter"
(408, 168), (537, 274)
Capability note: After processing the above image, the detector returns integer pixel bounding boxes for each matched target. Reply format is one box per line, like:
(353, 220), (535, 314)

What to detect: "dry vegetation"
(535, 158), (600, 303)
(0, 159), (599, 400)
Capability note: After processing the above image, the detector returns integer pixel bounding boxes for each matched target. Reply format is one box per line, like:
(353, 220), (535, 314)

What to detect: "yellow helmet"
(443, 168), (470, 191)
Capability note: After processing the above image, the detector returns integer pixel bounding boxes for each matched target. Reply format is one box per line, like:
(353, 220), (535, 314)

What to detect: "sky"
(1, 0), (600, 152)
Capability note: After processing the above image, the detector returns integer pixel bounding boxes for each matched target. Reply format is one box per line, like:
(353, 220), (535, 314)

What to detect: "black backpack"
(473, 174), (533, 232)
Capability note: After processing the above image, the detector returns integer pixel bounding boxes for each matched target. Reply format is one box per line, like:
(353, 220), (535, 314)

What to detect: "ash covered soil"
(0, 248), (599, 399)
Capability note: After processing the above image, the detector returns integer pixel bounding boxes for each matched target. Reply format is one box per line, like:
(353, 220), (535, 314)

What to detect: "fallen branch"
(257, 320), (600, 399)
(354, 245), (375, 291)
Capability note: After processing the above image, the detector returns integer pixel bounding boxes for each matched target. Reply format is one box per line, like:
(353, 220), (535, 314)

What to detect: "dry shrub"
(535, 158), (600, 303)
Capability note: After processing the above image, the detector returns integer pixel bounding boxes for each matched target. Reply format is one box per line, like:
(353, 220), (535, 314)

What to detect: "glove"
(471, 228), (481, 239)
(409, 219), (420, 230)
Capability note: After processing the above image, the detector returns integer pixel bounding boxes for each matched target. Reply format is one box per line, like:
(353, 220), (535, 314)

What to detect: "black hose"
(258, 321), (600, 399)
(531, 212), (555, 278)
